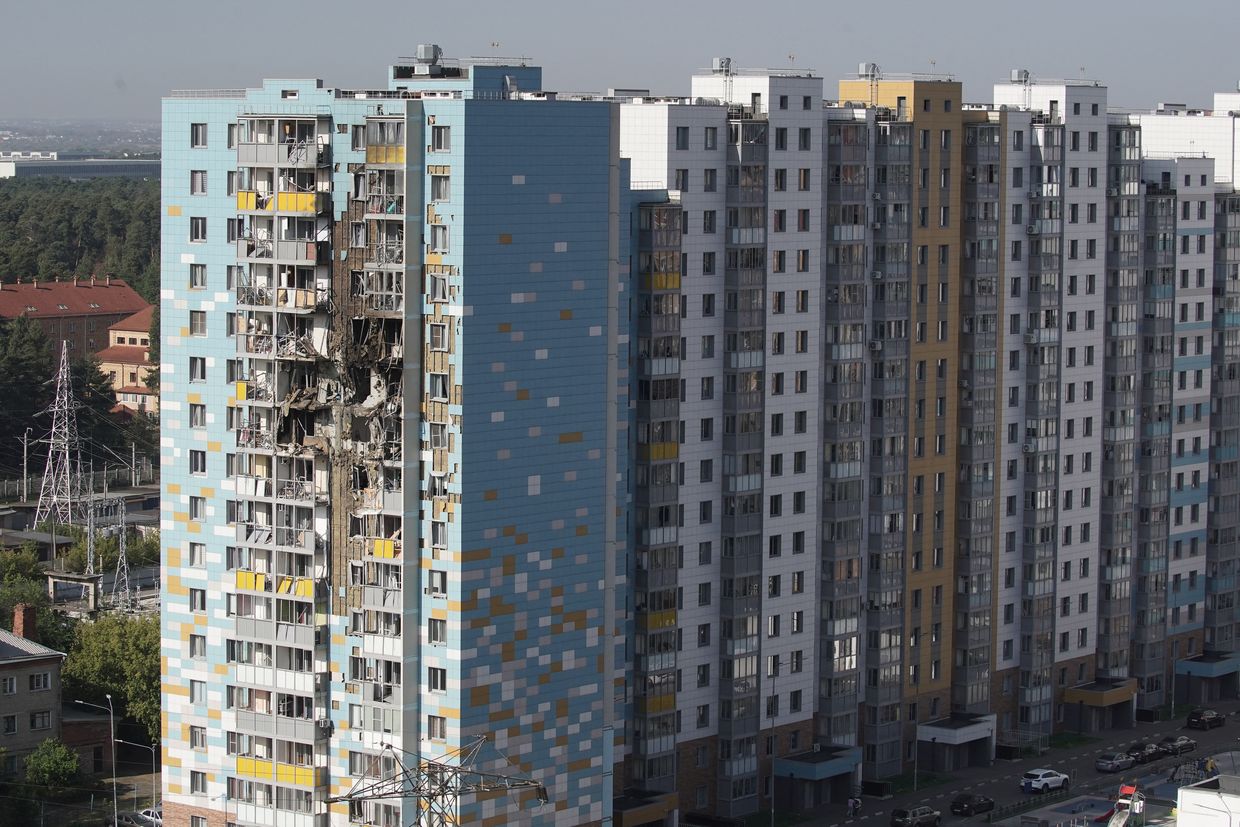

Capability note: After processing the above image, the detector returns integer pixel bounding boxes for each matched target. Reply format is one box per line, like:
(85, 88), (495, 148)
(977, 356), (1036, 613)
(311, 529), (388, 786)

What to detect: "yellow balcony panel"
(235, 570), (267, 592)
(236, 756), (273, 779)
(236, 191), (273, 212)
(275, 191), (322, 214)
(235, 381), (248, 401)
(641, 272), (681, 291)
(636, 694), (676, 715)
(275, 576), (315, 598)
(637, 609), (677, 631)
(366, 145), (406, 165)
(275, 762), (318, 786)
(637, 442), (679, 462)
(370, 538), (398, 559)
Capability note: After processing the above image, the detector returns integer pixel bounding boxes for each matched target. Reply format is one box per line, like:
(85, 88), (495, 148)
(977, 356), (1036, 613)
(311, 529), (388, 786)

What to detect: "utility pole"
(20, 427), (32, 502)
(132, 442), (137, 488)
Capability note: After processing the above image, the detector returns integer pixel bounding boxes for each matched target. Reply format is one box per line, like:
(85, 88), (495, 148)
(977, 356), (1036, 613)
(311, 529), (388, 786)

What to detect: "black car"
(950, 794), (995, 816)
(1188, 709), (1226, 729)
(1126, 742), (1166, 764)
(1159, 735), (1198, 755)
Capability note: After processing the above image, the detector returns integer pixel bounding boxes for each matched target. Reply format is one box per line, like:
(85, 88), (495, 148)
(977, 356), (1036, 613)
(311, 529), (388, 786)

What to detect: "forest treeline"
(0, 177), (160, 302)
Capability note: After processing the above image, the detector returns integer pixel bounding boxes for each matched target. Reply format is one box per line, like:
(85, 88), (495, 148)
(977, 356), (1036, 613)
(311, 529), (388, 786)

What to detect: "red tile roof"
(96, 344), (149, 365)
(0, 278), (149, 320)
(109, 305), (155, 334)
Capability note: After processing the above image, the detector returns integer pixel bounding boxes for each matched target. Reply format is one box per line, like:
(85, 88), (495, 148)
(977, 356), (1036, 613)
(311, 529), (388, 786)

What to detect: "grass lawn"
(887, 770), (951, 795)
(1048, 733), (1102, 750)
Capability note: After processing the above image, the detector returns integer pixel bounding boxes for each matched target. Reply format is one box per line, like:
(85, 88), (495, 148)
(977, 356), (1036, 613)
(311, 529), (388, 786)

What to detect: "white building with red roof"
(97, 305), (156, 413)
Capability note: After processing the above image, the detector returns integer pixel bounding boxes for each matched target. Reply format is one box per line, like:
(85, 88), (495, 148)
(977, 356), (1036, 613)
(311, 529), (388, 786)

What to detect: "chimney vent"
(12, 603), (37, 643)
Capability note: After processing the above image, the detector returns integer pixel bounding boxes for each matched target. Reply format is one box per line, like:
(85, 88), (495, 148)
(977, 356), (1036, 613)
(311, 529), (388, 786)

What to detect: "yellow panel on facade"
(236, 192), (256, 211)
(186, 393), (202, 404)
(235, 381), (248, 401)
(207, 441), (221, 452)
(167, 206), (182, 217)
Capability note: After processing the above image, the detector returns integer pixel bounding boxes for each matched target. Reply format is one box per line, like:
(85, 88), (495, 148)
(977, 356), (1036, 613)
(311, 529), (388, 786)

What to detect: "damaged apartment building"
(163, 45), (1240, 827)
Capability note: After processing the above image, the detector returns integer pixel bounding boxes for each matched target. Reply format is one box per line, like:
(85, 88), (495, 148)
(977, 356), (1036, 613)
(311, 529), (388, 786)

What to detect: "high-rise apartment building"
(162, 48), (1240, 826)
(161, 49), (628, 827)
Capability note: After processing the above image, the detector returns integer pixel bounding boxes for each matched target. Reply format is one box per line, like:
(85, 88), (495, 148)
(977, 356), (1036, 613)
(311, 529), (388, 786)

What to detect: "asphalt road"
(811, 700), (1240, 826)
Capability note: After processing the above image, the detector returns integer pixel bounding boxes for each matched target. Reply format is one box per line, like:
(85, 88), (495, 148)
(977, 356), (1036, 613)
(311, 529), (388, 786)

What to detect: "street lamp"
(116, 738), (158, 809)
(75, 695), (117, 827)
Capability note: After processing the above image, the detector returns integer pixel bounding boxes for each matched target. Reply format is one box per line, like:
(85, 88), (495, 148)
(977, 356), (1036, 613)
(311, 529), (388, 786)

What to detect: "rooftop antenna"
(34, 342), (82, 529)
(788, 53), (796, 67)
(490, 41), (501, 53)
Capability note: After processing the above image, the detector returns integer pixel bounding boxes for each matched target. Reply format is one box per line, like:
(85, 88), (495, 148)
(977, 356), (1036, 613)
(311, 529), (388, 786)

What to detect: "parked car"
(1188, 709), (1226, 729)
(1159, 735), (1198, 755)
(1126, 742), (1166, 764)
(890, 805), (942, 826)
(139, 807), (163, 825)
(115, 814), (155, 827)
(950, 794), (995, 816)
(1022, 768), (1070, 793)
(1095, 752), (1136, 773)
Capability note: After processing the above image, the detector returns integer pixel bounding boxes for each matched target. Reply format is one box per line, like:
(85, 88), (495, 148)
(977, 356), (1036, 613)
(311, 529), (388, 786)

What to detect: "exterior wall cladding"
(161, 51), (1240, 825)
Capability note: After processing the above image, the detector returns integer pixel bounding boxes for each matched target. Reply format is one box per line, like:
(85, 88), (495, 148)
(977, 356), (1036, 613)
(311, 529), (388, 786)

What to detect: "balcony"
(364, 194), (405, 218)
(364, 242), (405, 268)
(236, 139), (327, 168)
(237, 191), (327, 216)
(365, 145), (405, 165)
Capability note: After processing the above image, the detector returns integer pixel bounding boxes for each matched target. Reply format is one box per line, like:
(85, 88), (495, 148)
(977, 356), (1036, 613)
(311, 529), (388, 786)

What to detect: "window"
(190, 496), (205, 521)
(698, 582), (712, 606)
(798, 128), (811, 150)
(431, 125), (450, 151)
(675, 126), (689, 150)
(428, 570), (448, 596)
(428, 715), (447, 740)
(189, 263), (206, 289)
(191, 770), (207, 794)
(429, 373), (449, 401)
(429, 224), (449, 252)
(189, 725), (207, 751)
(190, 634), (206, 659)
(704, 127), (718, 150)
(189, 217), (207, 242)
(190, 679), (206, 703)
(190, 450), (206, 475)
(189, 310), (207, 337)
(1, 715), (13, 734)
(428, 666), (447, 692)
(190, 123), (207, 147)
(703, 210), (716, 233)
(429, 323), (448, 351)
(190, 170), (207, 195)
(190, 588), (206, 612)
(431, 174), (450, 201)
(798, 168), (811, 191)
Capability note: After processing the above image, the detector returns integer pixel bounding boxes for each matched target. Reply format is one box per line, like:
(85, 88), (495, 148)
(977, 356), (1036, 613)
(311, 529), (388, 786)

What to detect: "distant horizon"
(3, 0), (1240, 120)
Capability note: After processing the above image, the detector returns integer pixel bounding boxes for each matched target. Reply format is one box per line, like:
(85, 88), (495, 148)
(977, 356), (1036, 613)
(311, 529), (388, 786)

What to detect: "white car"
(139, 807), (162, 825)
(1022, 768), (1069, 793)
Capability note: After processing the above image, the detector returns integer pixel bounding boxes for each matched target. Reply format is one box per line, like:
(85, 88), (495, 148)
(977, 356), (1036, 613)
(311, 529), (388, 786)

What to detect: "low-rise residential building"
(97, 305), (156, 412)
(0, 276), (149, 356)
(0, 605), (64, 776)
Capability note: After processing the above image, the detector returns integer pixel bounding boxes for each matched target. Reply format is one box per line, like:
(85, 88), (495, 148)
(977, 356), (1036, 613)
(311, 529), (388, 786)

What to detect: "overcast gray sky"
(2, 0), (1237, 120)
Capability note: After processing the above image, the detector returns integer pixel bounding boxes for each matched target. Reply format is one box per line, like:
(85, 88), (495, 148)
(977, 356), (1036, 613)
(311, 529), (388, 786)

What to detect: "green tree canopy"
(24, 738), (80, 787)
(62, 614), (159, 741)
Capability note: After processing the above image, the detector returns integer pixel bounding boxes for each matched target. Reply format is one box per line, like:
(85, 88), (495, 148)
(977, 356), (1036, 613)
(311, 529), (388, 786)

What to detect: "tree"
(62, 614), (160, 741)
(0, 544), (42, 583)
(144, 304), (160, 394)
(24, 738), (79, 788)
(0, 315), (54, 472)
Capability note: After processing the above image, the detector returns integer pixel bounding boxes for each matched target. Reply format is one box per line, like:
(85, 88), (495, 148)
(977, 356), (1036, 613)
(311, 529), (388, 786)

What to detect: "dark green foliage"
(62, 614), (160, 741)
(23, 738), (79, 788)
(0, 318), (155, 480)
(0, 178), (159, 303)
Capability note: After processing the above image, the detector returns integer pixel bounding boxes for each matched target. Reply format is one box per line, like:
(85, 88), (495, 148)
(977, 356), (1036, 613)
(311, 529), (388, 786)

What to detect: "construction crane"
(327, 735), (549, 826)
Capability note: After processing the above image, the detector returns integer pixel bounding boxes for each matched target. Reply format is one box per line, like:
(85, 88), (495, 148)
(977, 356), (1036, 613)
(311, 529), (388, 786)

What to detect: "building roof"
(0, 278), (148, 320)
(109, 305), (154, 334)
(0, 627), (64, 664)
(96, 344), (150, 365)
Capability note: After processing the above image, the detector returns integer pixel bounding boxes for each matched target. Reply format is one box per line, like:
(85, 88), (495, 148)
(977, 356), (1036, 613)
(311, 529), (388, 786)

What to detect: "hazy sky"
(2, 0), (1238, 120)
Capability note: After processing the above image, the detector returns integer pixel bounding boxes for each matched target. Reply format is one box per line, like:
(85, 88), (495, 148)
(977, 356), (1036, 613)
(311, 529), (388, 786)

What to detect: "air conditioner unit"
(1028, 190), (1039, 200)
(870, 270), (884, 280)
(1107, 186), (1119, 197)
(873, 192), (883, 200)
(1023, 443), (1037, 454)
(959, 379), (970, 390)
(812, 743), (822, 753)
(827, 289), (840, 301)
(1025, 332), (1039, 344)
(870, 340), (883, 352)
(316, 717), (333, 730)
(871, 222), (883, 230)
(1026, 224), (1038, 235)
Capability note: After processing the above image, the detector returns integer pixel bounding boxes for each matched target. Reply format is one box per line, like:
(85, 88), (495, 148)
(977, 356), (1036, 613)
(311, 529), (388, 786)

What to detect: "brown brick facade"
(162, 800), (228, 827)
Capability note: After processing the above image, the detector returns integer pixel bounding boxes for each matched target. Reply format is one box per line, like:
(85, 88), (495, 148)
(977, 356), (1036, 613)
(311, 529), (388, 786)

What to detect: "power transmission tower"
(34, 342), (82, 527)
(328, 736), (548, 826)
(110, 505), (133, 610)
